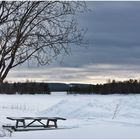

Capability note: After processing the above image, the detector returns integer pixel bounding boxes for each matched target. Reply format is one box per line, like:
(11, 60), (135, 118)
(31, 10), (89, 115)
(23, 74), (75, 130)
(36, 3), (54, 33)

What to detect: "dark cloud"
(61, 1), (140, 67)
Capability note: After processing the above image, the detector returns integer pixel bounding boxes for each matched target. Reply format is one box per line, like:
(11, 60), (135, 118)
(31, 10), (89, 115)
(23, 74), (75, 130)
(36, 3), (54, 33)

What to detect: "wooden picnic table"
(6, 117), (66, 129)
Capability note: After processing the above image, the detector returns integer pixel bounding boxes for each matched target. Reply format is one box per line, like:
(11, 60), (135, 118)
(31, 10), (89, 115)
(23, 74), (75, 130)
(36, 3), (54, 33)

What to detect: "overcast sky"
(7, 1), (140, 84)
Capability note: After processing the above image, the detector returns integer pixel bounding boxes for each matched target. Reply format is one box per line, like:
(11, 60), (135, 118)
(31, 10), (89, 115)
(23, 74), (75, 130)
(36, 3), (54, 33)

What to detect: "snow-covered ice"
(0, 93), (140, 138)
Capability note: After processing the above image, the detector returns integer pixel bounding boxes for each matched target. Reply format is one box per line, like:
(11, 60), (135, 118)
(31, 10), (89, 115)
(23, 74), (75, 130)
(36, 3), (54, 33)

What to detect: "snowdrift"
(39, 94), (140, 120)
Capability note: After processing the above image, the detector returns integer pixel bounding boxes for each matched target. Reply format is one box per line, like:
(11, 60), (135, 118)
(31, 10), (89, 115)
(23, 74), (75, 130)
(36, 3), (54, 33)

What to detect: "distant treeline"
(0, 82), (50, 94)
(1, 79), (140, 94)
(68, 79), (140, 94)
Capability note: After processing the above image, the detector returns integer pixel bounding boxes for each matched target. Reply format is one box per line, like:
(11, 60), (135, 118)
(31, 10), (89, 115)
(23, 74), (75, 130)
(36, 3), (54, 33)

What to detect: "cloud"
(62, 1), (140, 67)
(7, 63), (140, 84)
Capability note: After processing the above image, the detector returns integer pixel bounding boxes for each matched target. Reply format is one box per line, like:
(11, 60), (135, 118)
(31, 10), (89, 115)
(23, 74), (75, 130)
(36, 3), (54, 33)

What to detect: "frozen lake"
(0, 93), (140, 138)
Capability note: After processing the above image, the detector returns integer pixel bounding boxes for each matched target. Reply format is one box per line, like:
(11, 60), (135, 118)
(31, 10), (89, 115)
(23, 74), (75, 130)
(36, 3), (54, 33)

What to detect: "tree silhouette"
(0, 1), (86, 82)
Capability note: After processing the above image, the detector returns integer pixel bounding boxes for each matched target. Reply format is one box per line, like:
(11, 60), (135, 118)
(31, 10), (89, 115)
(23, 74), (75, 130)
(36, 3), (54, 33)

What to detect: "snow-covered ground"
(0, 93), (140, 138)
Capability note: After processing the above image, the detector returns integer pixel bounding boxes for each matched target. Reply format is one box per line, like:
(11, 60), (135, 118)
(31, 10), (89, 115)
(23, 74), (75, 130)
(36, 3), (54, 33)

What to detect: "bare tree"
(0, 1), (86, 83)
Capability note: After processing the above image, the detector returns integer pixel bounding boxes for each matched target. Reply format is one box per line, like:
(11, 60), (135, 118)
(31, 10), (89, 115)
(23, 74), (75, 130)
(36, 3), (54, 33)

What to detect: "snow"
(0, 93), (140, 138)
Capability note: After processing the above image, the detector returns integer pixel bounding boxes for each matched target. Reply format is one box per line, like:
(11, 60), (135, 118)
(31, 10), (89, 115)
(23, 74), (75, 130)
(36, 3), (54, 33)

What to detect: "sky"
(6, 1), (140, 84)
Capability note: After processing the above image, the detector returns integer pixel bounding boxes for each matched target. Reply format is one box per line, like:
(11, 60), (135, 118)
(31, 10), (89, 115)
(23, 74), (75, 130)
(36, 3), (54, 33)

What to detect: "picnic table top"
(7, 117), (66, 121)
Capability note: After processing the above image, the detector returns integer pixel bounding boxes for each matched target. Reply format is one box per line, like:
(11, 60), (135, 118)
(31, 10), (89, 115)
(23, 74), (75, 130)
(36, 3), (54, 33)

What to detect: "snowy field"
(0, 93), (140, 139)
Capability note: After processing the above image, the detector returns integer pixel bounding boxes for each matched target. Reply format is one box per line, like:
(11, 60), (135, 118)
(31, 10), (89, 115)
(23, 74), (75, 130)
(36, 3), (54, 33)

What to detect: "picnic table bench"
(3, 117), (66, 131)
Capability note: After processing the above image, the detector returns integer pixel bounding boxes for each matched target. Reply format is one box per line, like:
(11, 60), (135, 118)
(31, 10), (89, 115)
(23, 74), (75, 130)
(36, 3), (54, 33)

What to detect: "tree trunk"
(0, 77), (3, 83)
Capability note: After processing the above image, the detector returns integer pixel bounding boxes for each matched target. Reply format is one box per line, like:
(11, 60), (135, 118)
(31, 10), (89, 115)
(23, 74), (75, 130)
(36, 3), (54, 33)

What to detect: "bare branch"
(0, 1), (87, 82)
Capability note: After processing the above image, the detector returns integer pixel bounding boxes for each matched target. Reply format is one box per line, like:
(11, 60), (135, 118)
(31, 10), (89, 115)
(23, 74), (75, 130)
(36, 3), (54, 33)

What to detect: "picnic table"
(3, 117), (66, 131)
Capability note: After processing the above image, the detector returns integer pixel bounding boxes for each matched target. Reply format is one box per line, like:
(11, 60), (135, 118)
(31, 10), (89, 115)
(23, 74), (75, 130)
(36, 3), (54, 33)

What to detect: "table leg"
(15, 120), (26, 128)
(46, 120), (49, 127)
(54, 120), (57, 128)
(16, 120), (19, 128)
(23, 120), (26, 128)
(46, 119), (57, 128)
